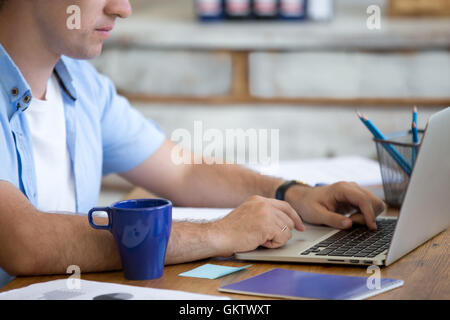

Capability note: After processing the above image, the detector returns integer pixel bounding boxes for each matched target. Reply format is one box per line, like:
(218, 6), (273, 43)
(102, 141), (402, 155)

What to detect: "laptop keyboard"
(300, 219), (397, 258)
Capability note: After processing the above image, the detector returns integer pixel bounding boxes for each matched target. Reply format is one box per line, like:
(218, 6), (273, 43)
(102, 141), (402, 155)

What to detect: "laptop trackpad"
(235, 223), (336, 258)
(292, 223), (336, 242)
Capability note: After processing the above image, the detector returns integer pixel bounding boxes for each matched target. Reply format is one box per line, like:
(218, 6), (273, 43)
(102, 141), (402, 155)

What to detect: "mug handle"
(88, 207), (112, 231)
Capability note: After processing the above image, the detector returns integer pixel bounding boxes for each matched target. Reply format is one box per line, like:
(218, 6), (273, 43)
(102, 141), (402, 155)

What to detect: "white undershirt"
(24, 74), (76, 213)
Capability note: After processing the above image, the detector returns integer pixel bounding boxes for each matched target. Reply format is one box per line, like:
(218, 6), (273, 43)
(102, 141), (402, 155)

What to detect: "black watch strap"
(275, 180), (311, 201)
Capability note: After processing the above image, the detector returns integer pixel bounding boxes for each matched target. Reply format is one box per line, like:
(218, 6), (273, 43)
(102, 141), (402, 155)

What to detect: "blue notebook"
(219, 268), (403, 300)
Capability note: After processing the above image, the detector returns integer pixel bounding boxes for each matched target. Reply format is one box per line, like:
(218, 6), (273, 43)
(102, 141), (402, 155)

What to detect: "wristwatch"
(275, 180), (311, 201)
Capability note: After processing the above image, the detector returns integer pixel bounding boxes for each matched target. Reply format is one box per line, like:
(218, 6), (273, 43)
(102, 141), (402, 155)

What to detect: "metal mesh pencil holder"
(374, 129), (424, 208)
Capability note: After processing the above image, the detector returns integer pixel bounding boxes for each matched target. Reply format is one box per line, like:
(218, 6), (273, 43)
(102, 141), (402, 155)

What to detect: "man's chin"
(65, 43), (104, 60)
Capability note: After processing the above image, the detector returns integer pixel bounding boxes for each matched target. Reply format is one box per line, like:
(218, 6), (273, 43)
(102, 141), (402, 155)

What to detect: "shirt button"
(11, 88), (19, 96)
(16, 103), (21, 110)
(23, 95), (31, 104)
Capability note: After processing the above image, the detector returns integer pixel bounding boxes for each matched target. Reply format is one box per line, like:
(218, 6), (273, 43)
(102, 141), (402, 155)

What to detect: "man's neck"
(0, 6), (60, 100)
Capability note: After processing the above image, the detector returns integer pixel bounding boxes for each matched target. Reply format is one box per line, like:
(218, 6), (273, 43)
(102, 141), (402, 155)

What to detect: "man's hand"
(285, 182), (386, 231)
(210, 195), (305, 256)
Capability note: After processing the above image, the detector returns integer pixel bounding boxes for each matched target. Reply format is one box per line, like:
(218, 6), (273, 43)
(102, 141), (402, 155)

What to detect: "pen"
(357, 112), (412, 176)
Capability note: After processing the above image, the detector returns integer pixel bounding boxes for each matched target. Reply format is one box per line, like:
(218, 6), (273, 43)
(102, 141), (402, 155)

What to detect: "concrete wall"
(93, 49), (232, 96)
(92, 49), (450, 99)
(250, 51), (450, 99)
(134, 103), (441, 161)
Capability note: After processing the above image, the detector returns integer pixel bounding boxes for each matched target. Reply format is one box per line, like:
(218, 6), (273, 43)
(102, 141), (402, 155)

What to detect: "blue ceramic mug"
(88, 198), (172, 280)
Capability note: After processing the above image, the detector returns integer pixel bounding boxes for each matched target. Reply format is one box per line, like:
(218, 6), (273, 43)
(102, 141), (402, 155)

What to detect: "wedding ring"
(281, 225), (288, 232)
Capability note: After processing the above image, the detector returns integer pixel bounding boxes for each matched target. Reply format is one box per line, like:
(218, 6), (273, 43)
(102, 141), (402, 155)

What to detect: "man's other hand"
(285, 182), (386, 231)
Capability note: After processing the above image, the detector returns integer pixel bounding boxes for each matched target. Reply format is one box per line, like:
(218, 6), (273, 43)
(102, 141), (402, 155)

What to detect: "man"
(0, 0), (384, 286)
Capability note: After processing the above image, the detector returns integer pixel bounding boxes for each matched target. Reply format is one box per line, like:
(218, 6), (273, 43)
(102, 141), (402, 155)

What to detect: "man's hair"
(0, 0), (4, 10)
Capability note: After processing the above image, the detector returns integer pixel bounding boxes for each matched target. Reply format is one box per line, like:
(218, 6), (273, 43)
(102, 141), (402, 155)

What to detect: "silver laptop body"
(236, 107), (450, 266)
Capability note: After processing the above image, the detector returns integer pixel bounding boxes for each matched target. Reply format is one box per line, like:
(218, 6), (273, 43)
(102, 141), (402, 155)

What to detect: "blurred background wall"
(92, 0), (450, 204)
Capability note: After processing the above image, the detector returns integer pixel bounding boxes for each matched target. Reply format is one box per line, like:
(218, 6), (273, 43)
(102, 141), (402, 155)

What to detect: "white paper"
(248, 156), (382, 187)
(0, 279), (229, 300)
(172, 207), (232, 222)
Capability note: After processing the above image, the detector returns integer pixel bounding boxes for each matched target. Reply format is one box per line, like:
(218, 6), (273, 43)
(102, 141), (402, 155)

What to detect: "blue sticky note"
(179, 264), (252, 279)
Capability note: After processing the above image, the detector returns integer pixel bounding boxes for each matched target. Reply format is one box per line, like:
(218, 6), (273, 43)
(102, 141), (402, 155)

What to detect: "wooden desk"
(2, 187), (449, 299)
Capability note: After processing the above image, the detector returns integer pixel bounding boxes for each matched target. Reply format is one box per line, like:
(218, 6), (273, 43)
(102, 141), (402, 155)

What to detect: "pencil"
(411, 106), (419, 165)
(412, 121), (419, 165)
(357, 112), (412, 176)
(413, 106), (418, 128)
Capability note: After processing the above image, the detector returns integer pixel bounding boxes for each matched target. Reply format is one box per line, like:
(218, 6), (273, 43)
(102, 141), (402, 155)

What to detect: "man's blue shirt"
(0, 44), (166, 286)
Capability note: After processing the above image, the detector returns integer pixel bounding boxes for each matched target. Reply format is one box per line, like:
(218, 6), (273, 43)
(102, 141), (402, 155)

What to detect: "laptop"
(236, 107), (450, 266)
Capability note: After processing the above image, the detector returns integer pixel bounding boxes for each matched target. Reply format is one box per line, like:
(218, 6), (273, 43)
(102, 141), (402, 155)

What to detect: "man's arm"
(0, 180), (302, 274)
(0, 181), (122, 275)
(120, 139), (284, 208)
(121, 139), (385, 230)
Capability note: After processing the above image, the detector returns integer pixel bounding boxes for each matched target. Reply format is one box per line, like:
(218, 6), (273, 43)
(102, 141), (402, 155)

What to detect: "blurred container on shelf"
(253, 0), (279, 19)
(307, 0), (334, 21)
(279, 0), (307, 20)
(225, 0), (253, 19)
(195, 0), (315, 21)
(195, 0), (225, 21)
(389, 0), (450, 17)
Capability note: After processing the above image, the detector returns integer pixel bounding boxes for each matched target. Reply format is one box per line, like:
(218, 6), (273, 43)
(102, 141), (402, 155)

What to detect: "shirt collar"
(0, 43), (32, 114)
(54, 57), (78, 101)
(0, 44), (77, 115)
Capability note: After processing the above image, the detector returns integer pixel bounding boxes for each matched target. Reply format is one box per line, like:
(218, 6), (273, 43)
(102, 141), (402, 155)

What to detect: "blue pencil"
(412, 107), (419, 143)
(412, 121), (419, 165)
(411, 106), (419, 165)
(357, 112), (412, 176)
(412, 106), (418, 129)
